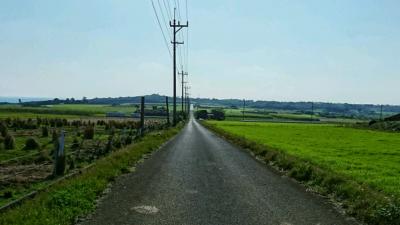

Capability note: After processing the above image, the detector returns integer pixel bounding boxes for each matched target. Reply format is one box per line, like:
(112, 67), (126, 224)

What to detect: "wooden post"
(166, 97), (170, 125)
(140, 97), (145, 136)
(53, 131), (65, 176)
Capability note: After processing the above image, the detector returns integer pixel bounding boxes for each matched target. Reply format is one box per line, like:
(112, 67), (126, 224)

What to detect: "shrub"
(83, 126), (95, 140)
(112, 136), (122, 148)
(104, 135), (113, 153)
(4, 134), (15, 150)
(0, 122), (8, 137)
(123, 135), (133, 145)
(42, 126), (49, 137)
(52, 130), (59, 143)
(211, 109), (225, 120)
(0, 137), (3, 150)
(71, 138), (80, 150)
(34, 151), (51, 163)
(195, 110), (208, 120)
(24, 137), (40, 150)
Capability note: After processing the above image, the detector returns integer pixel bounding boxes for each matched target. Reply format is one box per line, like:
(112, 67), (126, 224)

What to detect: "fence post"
(166, 97), (170, 125)
(140, 97), (145, 136)
(53, 130), (65, 176)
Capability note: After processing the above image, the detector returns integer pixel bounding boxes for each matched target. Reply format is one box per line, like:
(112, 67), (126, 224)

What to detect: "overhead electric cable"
(151, 0), (172, 58)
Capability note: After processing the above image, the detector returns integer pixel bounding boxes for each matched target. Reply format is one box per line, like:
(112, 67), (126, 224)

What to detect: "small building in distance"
(106, 112), (126, 118)
(384, 113), (400, 121)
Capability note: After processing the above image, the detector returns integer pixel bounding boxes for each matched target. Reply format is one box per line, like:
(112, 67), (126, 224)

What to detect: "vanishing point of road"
(82, 117), (357, 225)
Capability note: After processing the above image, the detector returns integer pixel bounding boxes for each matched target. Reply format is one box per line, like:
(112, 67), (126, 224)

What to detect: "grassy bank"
(203, 121), (400, 225)
(0, 125), (182, 225)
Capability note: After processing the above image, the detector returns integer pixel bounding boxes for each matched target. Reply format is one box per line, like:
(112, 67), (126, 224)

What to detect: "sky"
(0, 0), (399, 105)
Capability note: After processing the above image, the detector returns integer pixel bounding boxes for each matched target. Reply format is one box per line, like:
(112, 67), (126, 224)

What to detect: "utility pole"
(311, 102), (314, 121)
(178, 69), (188, 114)
(185, 86), (191, 115)
(242, 99), (246, 121)
(166, 97), (170, 125)
(140, 97), (145, 136)
(380, 104), (383, 121)
(170, 8), (188, 126)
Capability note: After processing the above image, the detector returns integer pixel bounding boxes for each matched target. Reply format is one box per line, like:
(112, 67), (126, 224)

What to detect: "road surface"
(82, 117), (356, 225)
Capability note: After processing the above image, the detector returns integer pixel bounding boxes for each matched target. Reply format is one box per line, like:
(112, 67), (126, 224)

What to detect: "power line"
(157, 0), (172, 41)
(185, 0), (189, 71)
(151, 0), (172, 58)
(162, 0), (172, 21)
(166, 0), (173, 19)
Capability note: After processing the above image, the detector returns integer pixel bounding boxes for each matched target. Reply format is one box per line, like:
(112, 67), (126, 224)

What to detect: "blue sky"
(0, 0), (399, 104)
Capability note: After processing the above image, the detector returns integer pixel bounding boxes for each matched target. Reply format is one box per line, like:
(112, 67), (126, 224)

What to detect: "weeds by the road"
(0, 125), (182, 225)
(202, 121), (400, 225)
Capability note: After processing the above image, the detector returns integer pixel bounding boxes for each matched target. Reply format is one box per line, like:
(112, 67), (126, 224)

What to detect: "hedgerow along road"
(82, 116), (357, 225)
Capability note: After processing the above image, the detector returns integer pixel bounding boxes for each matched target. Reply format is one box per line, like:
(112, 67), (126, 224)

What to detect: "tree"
(195, 110), (208, 120)
(211, 109), (225, 121)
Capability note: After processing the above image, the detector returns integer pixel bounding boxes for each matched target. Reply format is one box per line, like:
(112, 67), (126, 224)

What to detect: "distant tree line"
(15, 94), (400, 119)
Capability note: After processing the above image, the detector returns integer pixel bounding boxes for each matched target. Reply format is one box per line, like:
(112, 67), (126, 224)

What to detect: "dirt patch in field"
(0, 163), (52, 187)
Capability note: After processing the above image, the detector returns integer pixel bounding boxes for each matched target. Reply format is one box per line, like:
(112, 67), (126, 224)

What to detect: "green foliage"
(71, 138), (80, 150)
(83, 126), (95, 140)
(0, 122), (8, 137)
(210, 109), (225, 120)
(4, 134), (15, 150)
(41, 126), (49, 137)
(52, 130), (58, 143)
(195, 110), (208, 119)
(24, 137), (40, 150)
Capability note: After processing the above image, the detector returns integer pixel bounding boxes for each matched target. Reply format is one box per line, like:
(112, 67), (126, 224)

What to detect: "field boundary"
(201, 121), (400, 225)
(0, 124), (184, 225)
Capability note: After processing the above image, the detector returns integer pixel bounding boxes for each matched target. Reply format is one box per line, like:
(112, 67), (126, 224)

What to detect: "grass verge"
(201, 121), (400, 225)
(0, 125), (182, 225)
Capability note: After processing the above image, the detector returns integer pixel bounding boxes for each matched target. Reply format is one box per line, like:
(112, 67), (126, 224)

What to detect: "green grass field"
(0, 104), (174, 118)
(206, 121), (400, 197)
(198, 107), (365, 123)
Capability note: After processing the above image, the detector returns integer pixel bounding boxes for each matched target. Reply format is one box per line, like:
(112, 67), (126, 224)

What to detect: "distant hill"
(0, 97), (50, 104)
(14, 94), (400, 119)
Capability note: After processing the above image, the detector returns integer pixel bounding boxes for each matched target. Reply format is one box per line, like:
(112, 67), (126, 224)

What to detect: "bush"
(4, 134), (15, 150)
(83, 126), (95, 140)
(52, 130), (59, 143)
(112, 136), (122, 148)
(24, 137), (40, 150)
(0, 137), (4, 150)
(42, 126), (49, 137)
(123, 135), (133, 145)
(71, 138), (80, 150)
(0, 122), (8, 137)
(195, 110), (208, 120)
(35, 151), (51, 163)
(211, 109), (225, 120)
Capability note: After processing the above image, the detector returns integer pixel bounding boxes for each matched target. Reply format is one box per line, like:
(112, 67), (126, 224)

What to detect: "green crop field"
(0, 103), (173, 119)
(205, 121), (400, 197)
(197, 106), (365, 123)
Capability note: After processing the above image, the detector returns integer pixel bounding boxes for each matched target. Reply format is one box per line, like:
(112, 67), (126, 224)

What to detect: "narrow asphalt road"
(82, 117), (355, 225)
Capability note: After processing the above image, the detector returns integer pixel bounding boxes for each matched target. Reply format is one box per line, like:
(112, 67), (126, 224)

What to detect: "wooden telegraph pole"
(166, 96), (170, 125)
(179, 69), (188, 115)
(242, 99), (246, 121)
(170, 8), (188, 126)
(140, 97), (145, 136)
